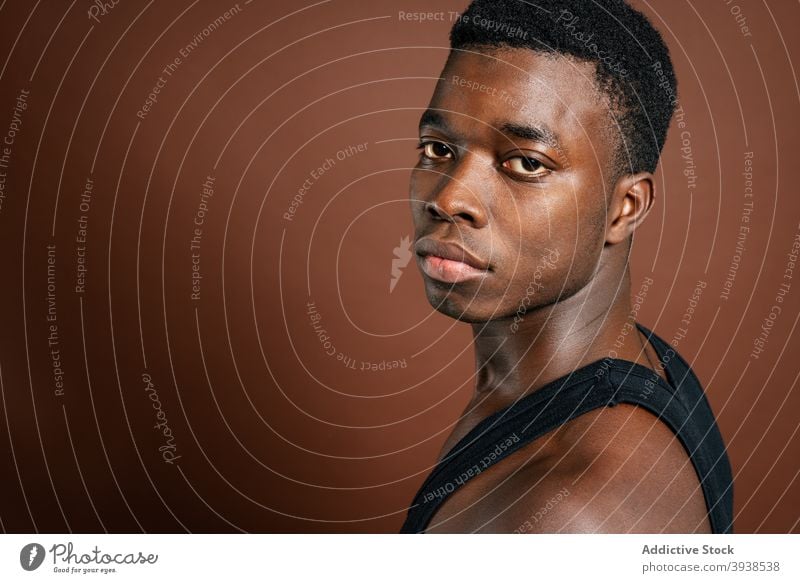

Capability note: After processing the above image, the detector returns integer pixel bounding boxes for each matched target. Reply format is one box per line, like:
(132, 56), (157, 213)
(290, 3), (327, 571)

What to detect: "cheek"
(409, 168), (431, 221)
(549, 196), (606, 289)
(408, 167), (423, 199)
(535, 184), (606, 243)
(506, 193), (583, 256)
(503, 192), (604, 293)
(409, 166), (444, 201)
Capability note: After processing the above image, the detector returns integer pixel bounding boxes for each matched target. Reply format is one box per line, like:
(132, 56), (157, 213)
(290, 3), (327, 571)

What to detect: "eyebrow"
(418, 109), (563, 153)
(418, 109), (448, 132)
(499, 122), (562, 152)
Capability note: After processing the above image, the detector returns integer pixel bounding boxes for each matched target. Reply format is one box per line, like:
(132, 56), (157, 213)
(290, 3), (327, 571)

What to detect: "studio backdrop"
(0, 0), (797, 533)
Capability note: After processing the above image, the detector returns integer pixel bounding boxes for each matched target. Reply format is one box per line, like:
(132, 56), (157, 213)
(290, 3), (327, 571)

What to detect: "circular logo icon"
(20, 543), (46, 571)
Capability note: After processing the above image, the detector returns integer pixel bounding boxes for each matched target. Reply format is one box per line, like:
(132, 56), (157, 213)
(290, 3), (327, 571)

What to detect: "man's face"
(410, 48), (619, 323)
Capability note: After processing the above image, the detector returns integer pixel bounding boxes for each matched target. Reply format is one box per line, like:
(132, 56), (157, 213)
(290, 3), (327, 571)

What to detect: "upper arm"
(426, 404), (712, 534)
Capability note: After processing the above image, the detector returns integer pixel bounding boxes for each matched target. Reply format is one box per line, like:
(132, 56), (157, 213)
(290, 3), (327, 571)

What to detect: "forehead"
(428, 48), (613, 153)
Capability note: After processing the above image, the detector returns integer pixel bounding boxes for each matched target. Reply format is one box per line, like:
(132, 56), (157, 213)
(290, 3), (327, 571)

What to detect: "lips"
(414, 238), (489, 283)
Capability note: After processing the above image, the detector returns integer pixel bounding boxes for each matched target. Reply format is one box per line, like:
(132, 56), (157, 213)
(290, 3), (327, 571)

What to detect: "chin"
(423, 285), (502, 323)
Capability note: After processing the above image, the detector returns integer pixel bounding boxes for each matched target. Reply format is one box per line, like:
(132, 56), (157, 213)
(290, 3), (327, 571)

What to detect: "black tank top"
(400, 322), (734, 533)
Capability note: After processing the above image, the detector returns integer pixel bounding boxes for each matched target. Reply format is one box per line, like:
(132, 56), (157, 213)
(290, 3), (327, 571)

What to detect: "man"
(401, 0), (733, 533)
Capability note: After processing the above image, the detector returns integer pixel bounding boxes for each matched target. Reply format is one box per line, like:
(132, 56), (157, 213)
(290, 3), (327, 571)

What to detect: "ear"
(605, 172), (655, 245)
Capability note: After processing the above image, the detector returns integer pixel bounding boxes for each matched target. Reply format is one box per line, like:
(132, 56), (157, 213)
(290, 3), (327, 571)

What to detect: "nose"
(425, 164), (489, 228)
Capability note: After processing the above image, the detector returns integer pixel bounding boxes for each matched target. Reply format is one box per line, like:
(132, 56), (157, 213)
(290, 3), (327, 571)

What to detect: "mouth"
(414, 238), (490, 284)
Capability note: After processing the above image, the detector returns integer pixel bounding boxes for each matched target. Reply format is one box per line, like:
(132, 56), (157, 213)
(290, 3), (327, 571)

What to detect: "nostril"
(426, 202), (454, 222)
(425, 201), (483, 227)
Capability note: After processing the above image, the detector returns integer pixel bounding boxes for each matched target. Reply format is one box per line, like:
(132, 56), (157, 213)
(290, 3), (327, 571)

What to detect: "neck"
(470, 256), (640, 405)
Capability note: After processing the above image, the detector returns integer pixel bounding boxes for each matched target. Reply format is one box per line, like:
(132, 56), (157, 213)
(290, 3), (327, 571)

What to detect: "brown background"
(0, 0), (797, 533)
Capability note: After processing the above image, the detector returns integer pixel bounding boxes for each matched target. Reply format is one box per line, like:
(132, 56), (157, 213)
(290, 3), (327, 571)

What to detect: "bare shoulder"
(426, 403), (711, 533)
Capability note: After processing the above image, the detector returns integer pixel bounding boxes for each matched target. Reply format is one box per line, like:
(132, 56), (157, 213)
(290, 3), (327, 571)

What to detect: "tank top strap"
(401, 327), (733, 533)
(401, 364), (629, 533)
(633, 322), (734, 533)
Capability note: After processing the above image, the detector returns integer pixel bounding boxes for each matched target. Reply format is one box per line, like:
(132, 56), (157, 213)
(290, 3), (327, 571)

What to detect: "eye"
(502, 156), (549, 177)
(418, 140), (453, 160)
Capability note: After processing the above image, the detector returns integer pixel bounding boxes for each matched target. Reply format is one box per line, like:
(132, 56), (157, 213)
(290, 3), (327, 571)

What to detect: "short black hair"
(450, 0), (678, 175)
